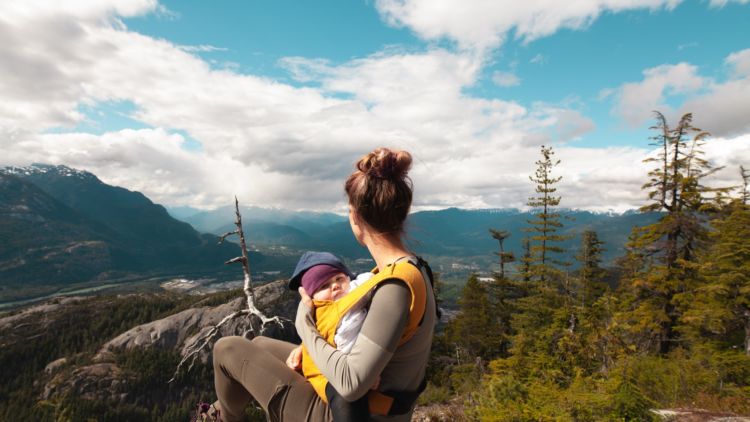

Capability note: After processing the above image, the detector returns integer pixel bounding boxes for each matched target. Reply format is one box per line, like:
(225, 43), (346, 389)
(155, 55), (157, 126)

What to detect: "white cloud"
(375, 0), (682, 52)
(283, 49), (483, 105)
(177, 44), (228, 53)
(610, 63), (705, 126)
(1, 1), (747, 214)
(492, 71), (521, 87)
(608, 50), (750, 137)
(529, 53), (547, 65)
(680, 50), (750, 137)
(725, 48), (750, 77)
(708, 0), (750, 7)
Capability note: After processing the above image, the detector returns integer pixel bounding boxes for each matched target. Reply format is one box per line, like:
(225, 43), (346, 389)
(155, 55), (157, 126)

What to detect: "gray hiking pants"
(213, 335), (332, 422)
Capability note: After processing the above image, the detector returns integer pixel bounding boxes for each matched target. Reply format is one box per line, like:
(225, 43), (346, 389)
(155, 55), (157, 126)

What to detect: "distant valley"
(1, 164), (659, 305)
(175, 203), (659, 270)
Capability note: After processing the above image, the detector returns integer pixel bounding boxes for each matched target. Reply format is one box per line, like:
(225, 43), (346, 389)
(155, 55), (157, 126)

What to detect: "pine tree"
(525, 145), (568, 284)
(519, 236), (533, 283)
(489, 229), (514, 279)
(446, 274), (500, 361)
(576, 230), (607, 309)
(681, 203), (750, 355)
(741, 165), (749, 206)
(619, 112), (729, 354)
(487, 274), (522, 358)
(640, 112), (725, 268)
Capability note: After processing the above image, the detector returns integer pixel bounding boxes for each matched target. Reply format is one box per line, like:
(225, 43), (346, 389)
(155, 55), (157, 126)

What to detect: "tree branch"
(169, 197), (288, 383)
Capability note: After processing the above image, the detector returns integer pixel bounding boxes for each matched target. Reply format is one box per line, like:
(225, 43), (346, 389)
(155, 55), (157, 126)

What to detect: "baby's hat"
(289, 251), (354, 291)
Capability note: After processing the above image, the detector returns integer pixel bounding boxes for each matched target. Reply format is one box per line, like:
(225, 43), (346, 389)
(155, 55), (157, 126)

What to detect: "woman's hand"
(298, 286), (312, 310)
(286, 345), (303, 371)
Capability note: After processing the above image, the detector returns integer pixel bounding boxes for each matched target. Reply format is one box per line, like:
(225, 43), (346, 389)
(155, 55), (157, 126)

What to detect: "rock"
(44, 363), (125, 401)
(0, 296), (84, 331)
(98, 297), (245, 356)
(95, 279), (298, 363)
(43, 280), (299, 403)
(653, 409), (750, 421)
(412, 400), (467, 421)
(44, 357), (67, 374)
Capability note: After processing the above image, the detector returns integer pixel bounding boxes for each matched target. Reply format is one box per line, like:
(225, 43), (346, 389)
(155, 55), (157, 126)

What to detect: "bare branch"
(224, 256), (246, 265)
(218, 230), (239, 244)
(169, 197), (289, 383)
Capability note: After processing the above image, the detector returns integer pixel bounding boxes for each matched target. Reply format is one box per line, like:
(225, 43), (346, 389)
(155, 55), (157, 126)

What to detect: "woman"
(210, 147), (437, 421)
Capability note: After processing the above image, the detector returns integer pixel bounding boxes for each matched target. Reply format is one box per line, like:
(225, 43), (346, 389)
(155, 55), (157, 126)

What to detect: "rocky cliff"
(0, 280), (299, 405)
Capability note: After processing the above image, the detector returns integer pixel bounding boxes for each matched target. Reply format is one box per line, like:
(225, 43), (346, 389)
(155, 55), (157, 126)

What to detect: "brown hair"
(345, 147), (413, 234)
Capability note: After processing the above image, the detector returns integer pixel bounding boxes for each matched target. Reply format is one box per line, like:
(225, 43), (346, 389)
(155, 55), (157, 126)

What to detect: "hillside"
(0, 165), (266, 302)
(0, 282), (297, 421)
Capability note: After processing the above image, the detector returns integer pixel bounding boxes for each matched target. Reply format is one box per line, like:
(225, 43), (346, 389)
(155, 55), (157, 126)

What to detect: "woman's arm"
(296, 280), (410, 401)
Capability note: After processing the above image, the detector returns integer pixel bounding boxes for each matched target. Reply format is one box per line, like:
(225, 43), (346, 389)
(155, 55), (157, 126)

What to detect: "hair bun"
(357, 148), (412, 180)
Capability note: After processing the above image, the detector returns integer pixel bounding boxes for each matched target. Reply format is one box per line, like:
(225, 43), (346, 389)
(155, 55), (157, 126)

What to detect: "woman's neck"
(364, 232), (412, 271)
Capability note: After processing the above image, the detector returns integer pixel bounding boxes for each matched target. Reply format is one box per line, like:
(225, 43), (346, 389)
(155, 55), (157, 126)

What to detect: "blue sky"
(1, 0), (749, 211)
(120, 0), (750, 147)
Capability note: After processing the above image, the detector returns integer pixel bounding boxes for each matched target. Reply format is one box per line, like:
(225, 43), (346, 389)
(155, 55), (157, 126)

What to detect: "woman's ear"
(348, 207), (366, 246)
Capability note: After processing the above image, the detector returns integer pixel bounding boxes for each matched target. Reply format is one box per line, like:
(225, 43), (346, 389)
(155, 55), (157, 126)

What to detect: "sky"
(1, 0), (749, 213)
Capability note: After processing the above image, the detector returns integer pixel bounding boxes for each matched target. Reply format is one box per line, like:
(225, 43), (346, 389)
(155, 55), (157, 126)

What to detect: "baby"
(287, 251), (374, 421)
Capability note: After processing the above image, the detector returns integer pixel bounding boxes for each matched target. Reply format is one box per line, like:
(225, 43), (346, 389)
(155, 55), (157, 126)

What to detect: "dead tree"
(169, 197), (286, 383)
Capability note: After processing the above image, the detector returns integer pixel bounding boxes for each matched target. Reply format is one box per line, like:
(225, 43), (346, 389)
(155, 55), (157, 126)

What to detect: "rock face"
(42, 279), (299, 403)
(43, 363), (126, 401)
(96, 279), (298, 362)
(98, 297), (246, 356)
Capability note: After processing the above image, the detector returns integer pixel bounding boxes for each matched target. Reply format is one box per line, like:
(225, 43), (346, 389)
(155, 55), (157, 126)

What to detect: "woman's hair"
(345, 147), (413, 234)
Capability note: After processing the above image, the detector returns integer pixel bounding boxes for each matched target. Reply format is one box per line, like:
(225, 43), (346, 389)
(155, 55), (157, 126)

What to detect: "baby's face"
(311, 272), (351, 301)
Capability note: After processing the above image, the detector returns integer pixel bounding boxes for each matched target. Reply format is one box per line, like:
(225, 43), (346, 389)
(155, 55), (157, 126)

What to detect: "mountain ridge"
(0, 165), (265, 301)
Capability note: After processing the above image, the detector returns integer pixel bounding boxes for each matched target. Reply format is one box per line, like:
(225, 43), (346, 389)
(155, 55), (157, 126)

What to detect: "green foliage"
(680, 203), (750, 352)
(610, 376), (658, 421)
(525, 145), (570, 284)
(469, 366), (614, 422)
(0, 290), (241, 421)
(576, 230), (608, 308)
(489, 229), (515, 279)
(445, 274), (503, 361)
(424, 113), (750, 420)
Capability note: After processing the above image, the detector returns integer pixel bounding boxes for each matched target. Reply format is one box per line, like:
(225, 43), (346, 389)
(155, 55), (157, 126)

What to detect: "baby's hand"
(371, 375), (380, 390)
(286, 345), (303, 371)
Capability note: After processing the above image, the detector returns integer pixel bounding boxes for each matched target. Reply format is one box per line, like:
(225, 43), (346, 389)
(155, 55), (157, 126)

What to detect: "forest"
(422, 112), (750, 420)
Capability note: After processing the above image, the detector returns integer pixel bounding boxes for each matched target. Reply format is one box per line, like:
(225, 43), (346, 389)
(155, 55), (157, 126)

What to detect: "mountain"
(0, 165), (265, 301)
(406, 208), (659, 263)
(181, 206), (660, 264)
(0, 173), (119, 288)
(181, 204), (345, 234)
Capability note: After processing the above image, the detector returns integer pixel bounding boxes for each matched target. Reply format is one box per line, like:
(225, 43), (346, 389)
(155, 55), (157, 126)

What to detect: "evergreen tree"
(487, 274), (525, 358)
(489, 229), (514, 279)
(618, 112), (729, 354)
(576, 230), (607, 309)
(681, 203), (750, 355)
(519, 236), (533, 283)
(446, 274), (500, 361)
(525, 145), (568, 284)
(741, 165), (749, 206)
(640, 112), (724, 268)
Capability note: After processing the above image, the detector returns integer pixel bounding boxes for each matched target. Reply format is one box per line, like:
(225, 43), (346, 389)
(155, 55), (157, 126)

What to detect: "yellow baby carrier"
(300, 256), (436, 416)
